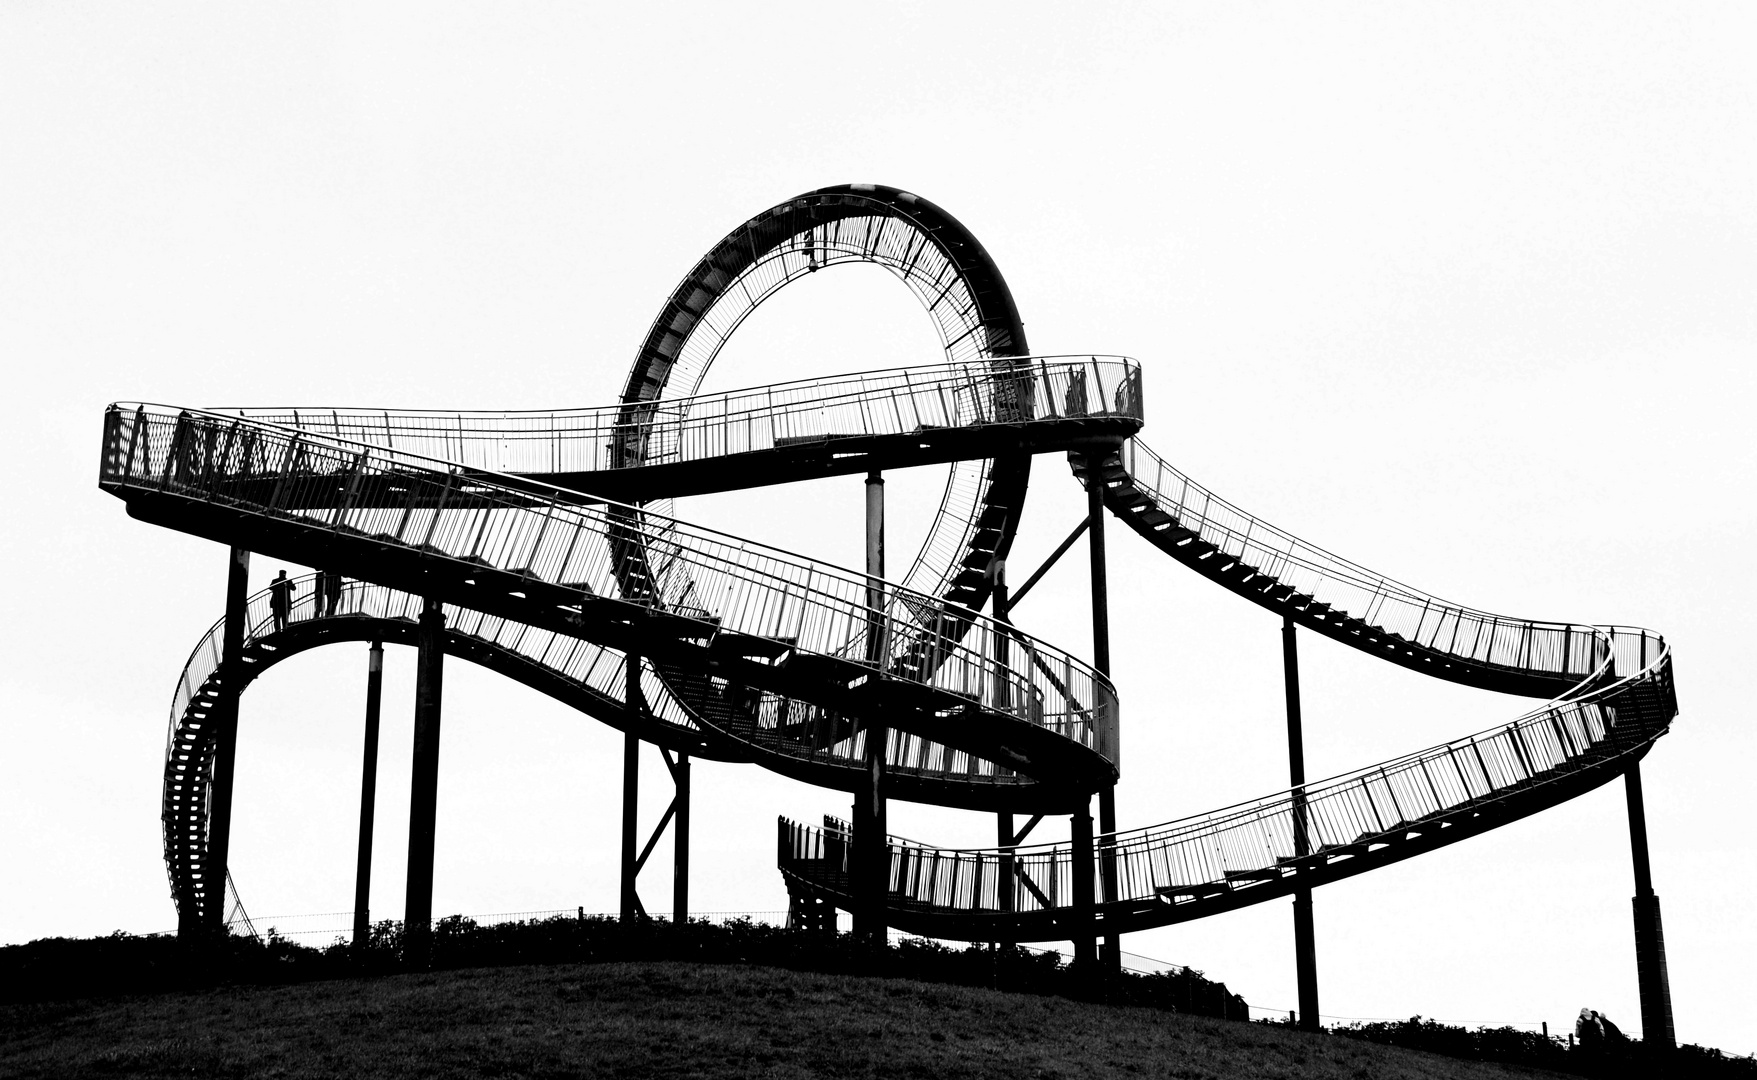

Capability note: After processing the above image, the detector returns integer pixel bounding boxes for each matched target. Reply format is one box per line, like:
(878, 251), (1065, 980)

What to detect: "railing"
(109, 404), (1117, 768)
(219, 357), (1141, 479)
(781, 630), (1671, 917)
(1118, 440), (1603, 681)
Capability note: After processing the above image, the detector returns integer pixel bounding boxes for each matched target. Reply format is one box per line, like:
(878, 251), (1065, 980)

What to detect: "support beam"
(854, 470), (889, 947)
(352, 640), (384, 951)
(996, 813), (1015, 920)
(1086, 474), (1120, 972)
(672, 751), (691, 926)
(1625, 763), (1675, 1050)
(1071, 798), (1096, 970)
(1284, 616), (1320, 1031)
(621, 655), (643, 923)
(1006, 515), (1090, 612)
(199, 545), (250, 940)
(404, 598), (446, 966)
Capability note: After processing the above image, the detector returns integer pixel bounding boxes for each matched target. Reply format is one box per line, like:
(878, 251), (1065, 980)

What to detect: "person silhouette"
(322, 570), (342, 617)
(270, 570), (297, 632)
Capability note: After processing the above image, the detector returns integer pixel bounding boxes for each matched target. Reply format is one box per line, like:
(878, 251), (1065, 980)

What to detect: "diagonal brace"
(1006, 517), (1090, 612)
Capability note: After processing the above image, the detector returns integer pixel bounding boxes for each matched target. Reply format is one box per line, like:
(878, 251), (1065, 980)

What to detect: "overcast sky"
(3, 1), (1753, 1054)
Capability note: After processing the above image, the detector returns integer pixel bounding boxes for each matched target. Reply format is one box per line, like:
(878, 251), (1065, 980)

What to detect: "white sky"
(3, 0), (1753, 1054)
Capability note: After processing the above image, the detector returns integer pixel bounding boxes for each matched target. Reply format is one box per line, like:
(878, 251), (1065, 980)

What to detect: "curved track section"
(621, 183), (1034, 620)
(1074, 442), (1601, 697)
(208, 357), (1139, 795)
(105, 401), (1123, 817)
(779, 449), (1677, 940)
(162, 575), (752, 926)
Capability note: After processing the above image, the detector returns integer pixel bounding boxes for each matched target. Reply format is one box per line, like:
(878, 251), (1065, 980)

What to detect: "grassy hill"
(0, 960), (1569, 1080)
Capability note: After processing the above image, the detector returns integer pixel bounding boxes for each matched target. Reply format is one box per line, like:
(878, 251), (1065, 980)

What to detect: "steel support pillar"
(672, 751), (691, 926)
(1624, 763), (1675, 1049)
(854, 470), (889, 946)
(403, 597), (445, 966)
(1071, 798), (1097, 970)
(352, 640), (384, 951)
(1283, 616), (1320, 1031)
(621, 655), (642, 923)
(996, 813), (1016, 923)
(198, 545), (251, 940)
(1086, 474), (1120, 971)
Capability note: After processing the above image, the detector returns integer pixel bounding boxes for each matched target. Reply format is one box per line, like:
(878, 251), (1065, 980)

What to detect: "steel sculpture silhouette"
(99, 184), (1677, 1046)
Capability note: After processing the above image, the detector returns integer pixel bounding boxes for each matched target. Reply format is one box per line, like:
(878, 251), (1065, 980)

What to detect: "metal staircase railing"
(107, 404), (1118, 777)
(222, 356), (1140, 480)
(780, 628), (1673, 935)
(1095, 440), (1609, 689)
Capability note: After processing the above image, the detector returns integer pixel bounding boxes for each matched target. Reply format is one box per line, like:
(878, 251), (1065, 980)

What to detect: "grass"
(0, 960), (1569, 1080)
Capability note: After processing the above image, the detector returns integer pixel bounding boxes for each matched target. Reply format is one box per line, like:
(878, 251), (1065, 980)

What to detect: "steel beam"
(1006, 515), (1090, 612)
(403, 597), (445, 966)
(672, 751), (691, 926)
(1071, 798), (1096, 969)
(1284, 616), (1320, 1031)
(352, 640), (384, 951)
(1086, 475), (1120, 971)
(200, 545), (250, 940)
(1624, 763), (1675, 1049)
(621, 655), (642, 922)
(854, 470), (889, 946)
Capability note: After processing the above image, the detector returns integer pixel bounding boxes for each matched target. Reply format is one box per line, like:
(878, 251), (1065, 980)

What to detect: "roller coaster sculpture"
(99, 184), (1678, 1042)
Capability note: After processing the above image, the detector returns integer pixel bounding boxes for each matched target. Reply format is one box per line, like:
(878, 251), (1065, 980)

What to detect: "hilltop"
(1, 960), (1567, 1080)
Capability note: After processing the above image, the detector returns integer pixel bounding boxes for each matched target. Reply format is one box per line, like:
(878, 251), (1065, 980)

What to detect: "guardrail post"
(198, 545), (251, 941)
(1284, 615), (1321, 1031)
(352, 640), (384, 952)
(1624, 763), (1675, 1050)
(404, 597), (446, 967)
(1086, 470), (1121, 973)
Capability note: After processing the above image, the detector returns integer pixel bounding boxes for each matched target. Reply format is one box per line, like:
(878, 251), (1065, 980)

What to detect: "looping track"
(102, 183), (1675, 941)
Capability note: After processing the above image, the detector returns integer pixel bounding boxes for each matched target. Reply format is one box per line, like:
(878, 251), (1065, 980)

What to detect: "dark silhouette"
(269, 570), (296, 632)
(313, 570), (340, 618)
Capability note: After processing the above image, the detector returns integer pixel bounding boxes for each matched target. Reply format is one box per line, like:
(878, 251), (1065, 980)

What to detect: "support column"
(997, 814), (1015, 921)
(673, 751), (690, 927)
(1086, 473), (1120, 971)
(352, 640), (384, 951)
(1071, 798), (1097, 970)
(855, 470), (889, 947)
(199, 545), (250, 940)
(622, 655), (642, 923)
(1625, 763), (1675, 1049)
(1284, 616), (1320, 1031)
(403, 597), (446, 966)
(993, 562), (1019, 932)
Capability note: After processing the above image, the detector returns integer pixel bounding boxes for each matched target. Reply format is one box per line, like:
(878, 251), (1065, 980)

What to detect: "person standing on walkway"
(322, 570), (342, 618)
(270, 570), (296, 632)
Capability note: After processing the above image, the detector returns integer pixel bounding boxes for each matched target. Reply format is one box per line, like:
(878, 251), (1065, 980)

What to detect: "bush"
(0, 916), (1247, 1022)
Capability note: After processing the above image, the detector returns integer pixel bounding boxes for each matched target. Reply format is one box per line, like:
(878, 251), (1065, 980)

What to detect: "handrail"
(217, 356), (1140, 480)
(1116, 440), (1604, 682)
(781, 632), (1671, 921)
(107, 404), (1118, 763)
